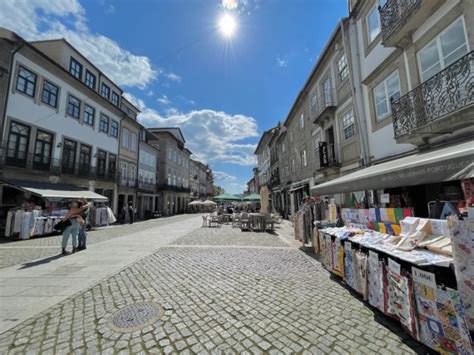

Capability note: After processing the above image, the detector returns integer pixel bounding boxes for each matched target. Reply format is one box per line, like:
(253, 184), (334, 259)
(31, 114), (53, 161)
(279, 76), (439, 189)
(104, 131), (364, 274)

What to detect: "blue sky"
(1, 0), (347, 193)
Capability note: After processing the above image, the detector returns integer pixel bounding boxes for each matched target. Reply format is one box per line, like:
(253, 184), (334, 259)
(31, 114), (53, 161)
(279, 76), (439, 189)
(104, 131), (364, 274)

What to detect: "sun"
(218, 13), (237, 38)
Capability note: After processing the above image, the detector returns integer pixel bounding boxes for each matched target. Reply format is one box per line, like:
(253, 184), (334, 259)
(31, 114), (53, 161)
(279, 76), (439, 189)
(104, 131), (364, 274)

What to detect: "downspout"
(1, 40), (24, 148)
(339, 18), (370, 167)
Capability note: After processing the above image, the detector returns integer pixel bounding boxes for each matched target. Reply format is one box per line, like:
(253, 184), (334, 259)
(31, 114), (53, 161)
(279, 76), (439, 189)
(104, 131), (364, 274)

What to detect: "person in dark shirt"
(128, 203), (135, 224)
(77, 198), (90, 251)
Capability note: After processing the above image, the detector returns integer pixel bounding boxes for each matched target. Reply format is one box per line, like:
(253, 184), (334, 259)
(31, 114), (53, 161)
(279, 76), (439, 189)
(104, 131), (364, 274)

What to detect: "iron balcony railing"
(117, 173), (138, 188)
(157, 183), (191, 193)
(312, 89), (337, 123)
(138, 180), (156, 192)
(315, 142), (339, 169)
(379, 0), (420, 45)
(0, 148), (117, 181)
(391, 51), (474, 138)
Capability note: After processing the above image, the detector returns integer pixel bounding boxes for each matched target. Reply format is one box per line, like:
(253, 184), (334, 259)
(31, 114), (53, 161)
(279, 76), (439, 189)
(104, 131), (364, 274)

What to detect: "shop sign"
(319, 142), (329, 167)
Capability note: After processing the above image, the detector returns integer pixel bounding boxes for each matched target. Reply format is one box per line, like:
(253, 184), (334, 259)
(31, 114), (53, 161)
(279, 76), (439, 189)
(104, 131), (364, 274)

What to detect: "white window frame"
(366, 5), (381, 43)
(342, 109), (356, 140)
(121, 128), (129, 149)
(417, 17), (469, 83)
(130, 132), (138, 152)
(373, 70), (401, 122)
(300, 149), (307, 167)
(337, 54), (349, 82)
(299, 113), (305, 129)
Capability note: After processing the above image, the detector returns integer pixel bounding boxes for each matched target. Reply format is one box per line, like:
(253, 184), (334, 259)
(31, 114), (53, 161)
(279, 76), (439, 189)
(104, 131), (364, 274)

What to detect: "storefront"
(1, 180), (109, 239)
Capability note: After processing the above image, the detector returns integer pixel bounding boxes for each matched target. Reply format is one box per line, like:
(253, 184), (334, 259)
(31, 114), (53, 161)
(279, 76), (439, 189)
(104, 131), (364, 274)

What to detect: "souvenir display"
(332, 237), (344, 277)
(412, 267), (473, 354)
(367, 250), (384, 312)
(353, 251), (368, 300)
(344, 241), (354, 289)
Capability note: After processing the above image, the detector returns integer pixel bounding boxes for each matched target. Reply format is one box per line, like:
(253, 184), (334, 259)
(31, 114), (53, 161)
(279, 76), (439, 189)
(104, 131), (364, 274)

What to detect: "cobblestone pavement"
(0, 214), (195, 269)
(0, 224), (428, 354)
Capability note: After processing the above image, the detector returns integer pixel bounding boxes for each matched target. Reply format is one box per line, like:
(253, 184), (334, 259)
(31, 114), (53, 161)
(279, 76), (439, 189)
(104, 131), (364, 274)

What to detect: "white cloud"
(165, 107), (181, 116)
(276, 57), (288, 67)
(165, 73), (182, 82)
(157, 95), (171, 106)
(146, 90), (154, 97)
(139, 107), (258, 166)
(214, 171), (238, 183)
(123, 92), (146, 111)
(0, 0), (157, 89)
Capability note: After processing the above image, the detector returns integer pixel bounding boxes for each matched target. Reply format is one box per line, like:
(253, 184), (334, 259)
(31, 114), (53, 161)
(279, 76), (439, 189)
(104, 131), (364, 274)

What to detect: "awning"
(311, 141), (474, 195)
(3, 180), (108, 201)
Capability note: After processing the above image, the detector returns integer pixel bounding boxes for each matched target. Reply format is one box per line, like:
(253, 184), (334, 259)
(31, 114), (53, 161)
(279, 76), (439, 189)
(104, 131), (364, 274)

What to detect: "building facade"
(0, 31), (137, 214)
(137, 128), (159, 220)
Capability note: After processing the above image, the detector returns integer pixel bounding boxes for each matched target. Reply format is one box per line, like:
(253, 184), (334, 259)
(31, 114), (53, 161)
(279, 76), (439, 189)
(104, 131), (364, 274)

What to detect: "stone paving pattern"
(0, 214), (194, 269)
(0, 224), (428, 354)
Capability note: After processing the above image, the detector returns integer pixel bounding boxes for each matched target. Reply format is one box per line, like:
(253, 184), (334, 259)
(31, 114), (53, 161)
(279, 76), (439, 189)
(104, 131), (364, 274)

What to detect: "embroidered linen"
(332, 237), (344, 278)
(367, 251), (384, 312)
(353, 251), (368, 300)
(344, 242), (354, 289)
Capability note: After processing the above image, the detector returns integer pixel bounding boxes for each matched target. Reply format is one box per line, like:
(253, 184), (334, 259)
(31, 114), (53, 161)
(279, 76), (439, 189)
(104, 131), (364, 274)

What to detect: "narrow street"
(0, 216), (426, 354)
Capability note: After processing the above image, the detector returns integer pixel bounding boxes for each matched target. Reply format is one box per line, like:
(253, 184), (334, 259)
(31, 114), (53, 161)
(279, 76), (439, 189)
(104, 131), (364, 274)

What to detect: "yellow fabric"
(392, 224), (401, 236)
(387, 208), (397, 223)
(378, 223), (387, 234)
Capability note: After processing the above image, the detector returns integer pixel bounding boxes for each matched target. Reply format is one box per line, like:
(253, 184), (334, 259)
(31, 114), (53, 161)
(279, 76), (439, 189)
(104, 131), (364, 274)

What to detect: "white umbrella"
(188, 200), (203, 206)
(202, 200), (217, 206)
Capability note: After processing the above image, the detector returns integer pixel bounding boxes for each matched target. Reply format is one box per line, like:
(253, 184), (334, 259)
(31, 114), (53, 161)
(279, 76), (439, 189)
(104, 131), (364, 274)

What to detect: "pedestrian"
(62, 200), (91, 255)
(128, 202), (135, 224)
(77, 198), (90, 251)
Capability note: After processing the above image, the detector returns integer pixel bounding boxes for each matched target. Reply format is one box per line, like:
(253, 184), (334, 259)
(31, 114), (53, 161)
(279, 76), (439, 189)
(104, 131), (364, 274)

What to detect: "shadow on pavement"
(18, 254), (67, 269)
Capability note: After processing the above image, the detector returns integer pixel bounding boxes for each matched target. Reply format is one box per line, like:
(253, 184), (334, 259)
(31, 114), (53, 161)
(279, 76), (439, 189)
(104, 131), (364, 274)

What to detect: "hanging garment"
(20, 212), (34, 240)
(394, 208), (404, 223)
(344, 242), (354, 289)
(33, 217), (46, 236)
(107, 207), (116, 224)
(353, 251), (368, 300)
(332, 238), (344, 278)
(13, 210), (23, 233)
(367, 251), (384, 312)
(5, 210), (14, 237)
(44, 217), (54, 234)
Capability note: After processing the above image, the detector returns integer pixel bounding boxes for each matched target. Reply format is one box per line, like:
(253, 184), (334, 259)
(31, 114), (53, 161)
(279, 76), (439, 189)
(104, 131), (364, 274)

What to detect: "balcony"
(315, 142), (340, 171)
(157, 182), (191, 193)
(117, 174), (138, 188)
(0, 149), (117, 182)
(379, 0), (444, 47)
(312, 90), (337, 125)
(138, 180), (156, 193)
(391, 51), (474, 145)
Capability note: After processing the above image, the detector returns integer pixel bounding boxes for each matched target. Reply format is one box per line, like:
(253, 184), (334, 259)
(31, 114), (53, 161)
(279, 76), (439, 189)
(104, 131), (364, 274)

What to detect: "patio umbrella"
(242, 193), (260, 202)
(202, 200), (217, 206)
(213, 193), (242, 202)
(188, 200), (203, 206)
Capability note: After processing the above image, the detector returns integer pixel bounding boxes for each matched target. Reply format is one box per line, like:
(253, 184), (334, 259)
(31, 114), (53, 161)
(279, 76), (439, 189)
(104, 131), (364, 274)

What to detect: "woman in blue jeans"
(62, 200), (91, 255)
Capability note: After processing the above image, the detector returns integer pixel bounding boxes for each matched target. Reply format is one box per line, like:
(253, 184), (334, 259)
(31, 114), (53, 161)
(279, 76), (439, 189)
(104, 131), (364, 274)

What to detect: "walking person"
(77, 198), (90, 251)
(128, 202), (135, 224)
(61, 200), (91, 255)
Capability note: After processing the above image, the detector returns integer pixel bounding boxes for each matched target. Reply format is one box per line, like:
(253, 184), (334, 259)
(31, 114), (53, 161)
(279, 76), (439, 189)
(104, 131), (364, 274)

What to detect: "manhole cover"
(107, 302), (164, 333)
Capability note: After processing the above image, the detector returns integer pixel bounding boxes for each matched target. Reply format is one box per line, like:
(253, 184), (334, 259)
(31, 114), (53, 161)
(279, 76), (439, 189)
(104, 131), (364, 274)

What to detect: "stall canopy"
(242, 193), (260, 202)
(188, 200), (203, 206)
(213, 193), (242, 202)
(4, 180), (108, 201)
(311, 141), (474, 195)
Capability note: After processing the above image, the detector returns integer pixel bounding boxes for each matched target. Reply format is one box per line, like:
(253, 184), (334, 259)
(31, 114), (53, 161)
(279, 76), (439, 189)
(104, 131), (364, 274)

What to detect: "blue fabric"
(62, 219), (79, 249)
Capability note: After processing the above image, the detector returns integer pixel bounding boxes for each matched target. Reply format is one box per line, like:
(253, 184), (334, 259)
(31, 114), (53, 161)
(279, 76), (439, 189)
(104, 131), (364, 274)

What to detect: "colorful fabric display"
(384, 223), (394, 235)
(344, 242), (354, 289)
(368, 251), (384, 312)
(394, 208), (404, 223)
(367, 221), (375, 231)
(380, 208), (388, 223)
(403, 208), (412, 218)
(412, 267), (473, 354)
(368, 208), (377, 222)
(375, 208), (381, 222)
(386, 208), (397, 223)
(332, 238), (344, 278)
(386, 259), (417, 338)
(391, 224), (401, 236)
(378, 223), (386, 234)
(353, 251), (368, 300)
(449, 214), (474, 332)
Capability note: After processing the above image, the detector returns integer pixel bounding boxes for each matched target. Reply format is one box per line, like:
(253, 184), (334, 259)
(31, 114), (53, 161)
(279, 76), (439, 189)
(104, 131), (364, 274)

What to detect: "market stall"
(2, 180), (112, 239)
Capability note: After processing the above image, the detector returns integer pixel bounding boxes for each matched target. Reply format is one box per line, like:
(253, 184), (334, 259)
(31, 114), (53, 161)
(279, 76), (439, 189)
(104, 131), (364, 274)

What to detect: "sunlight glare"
(218, 13), (237, 38)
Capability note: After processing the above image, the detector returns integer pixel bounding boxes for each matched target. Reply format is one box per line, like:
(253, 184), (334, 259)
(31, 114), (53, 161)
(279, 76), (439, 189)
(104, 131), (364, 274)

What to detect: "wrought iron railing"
(315, 142), (339, 169)
(0, 148), (117, 181)
(117, 174), (138, 188)
(138, 181), (156, 192)
(391, 51), (474, 138)
(156, 183), (191, 193)
(379, 0), (420, 44)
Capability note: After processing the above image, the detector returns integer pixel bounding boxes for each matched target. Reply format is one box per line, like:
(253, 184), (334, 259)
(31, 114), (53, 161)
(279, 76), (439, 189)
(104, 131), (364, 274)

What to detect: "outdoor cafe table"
(249, 213), (265, 231)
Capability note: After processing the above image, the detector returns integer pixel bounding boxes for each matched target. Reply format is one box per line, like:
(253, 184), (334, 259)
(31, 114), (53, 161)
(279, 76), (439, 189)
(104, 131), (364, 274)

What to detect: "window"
(291, 158), (296, 173)
(168, 171), (171, 184)
(129, 164), (136, 180)
(79, 144), (92, 173)
(96, 150), (107, 176)
(120, 161), (128, 182)
(62, 139), (77, 174)
(338, 54), (349, 81)
(310, 91), (318, 112)
(122, 128), (129, 148)
(69, 58), (82, 79)
(100, 83), (110, 100)
(83, 104), (95, 126)
(300, 149), (307, 167)
(373, 71), (401, 121)
(323, 78), (332, 105)
(167, 147), (172, 160)
(41, 80), (59, 108)
(85, 70), (96, 90)
(7, 121), (30, 166)
(99, 113), (109, 133)
(342, 109), (355, 140)
(282, 142), (286, 153)
(67, 95), (81, 119)
(418, 18), (468, 82)
(33, 130), (53, 170)
(110, 120), (119, 138)
(16, 66), (37, 97)
(299, 113), (305, 129)
(130, 133), (138, 152)
(367, 6), (381, 43)
(108, 154), (117, 175)
(111, 91), (120, 106)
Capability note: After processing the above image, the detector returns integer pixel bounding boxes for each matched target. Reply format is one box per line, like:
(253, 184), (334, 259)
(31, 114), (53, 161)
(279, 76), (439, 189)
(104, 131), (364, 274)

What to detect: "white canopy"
(188, 200), (203, 206)
(4, 180), (108, 201)
(311, 141), (474, 195)
(202, 200), (217, 206)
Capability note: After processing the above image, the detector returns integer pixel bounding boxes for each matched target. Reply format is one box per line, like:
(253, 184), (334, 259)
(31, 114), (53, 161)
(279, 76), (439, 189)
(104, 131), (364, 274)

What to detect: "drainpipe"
(1, 40), (24, 148)
(340, 18), (370, 167)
